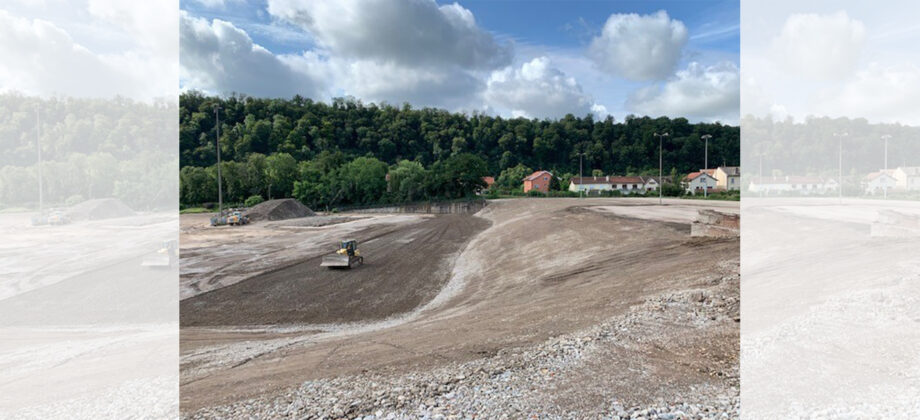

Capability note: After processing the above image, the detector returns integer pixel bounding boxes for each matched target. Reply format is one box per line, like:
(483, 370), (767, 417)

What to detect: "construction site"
(180, 197), (740, 419)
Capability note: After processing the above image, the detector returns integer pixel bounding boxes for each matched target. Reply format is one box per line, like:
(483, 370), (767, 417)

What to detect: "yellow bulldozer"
(320, 239), (364, 268)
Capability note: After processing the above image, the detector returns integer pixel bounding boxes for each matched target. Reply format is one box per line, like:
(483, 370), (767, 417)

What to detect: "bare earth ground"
(180, 198), (740, 418)
(741, 199), (920, 418)
(0, 212), (178, 418)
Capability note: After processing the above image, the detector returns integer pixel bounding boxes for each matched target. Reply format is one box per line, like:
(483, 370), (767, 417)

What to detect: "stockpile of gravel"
(186, 274), (741, 419)
(244, 198), (314, 222)
(66, 198), (135, 221)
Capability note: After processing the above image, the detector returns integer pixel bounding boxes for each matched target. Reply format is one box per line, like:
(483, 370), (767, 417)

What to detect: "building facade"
(568, 175), (646, 195)
(523, 170), (553, 193)
(714, 166), (741, 191)
(684, 170), (718, 194)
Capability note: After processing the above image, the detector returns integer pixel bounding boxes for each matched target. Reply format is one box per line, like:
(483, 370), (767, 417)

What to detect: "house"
(568, 175), (645, 195)
(639, 176), (673, 193)
(476, 176), (495, 195)
(748, 176), (838, 195)
(865, 170), (898, 195)
(482, 176), (495, 190)
(683, 170), (718, 194)
(523, 170), (553, 193)
(892, 167), (920, 191)
(714, 166), (741, 191)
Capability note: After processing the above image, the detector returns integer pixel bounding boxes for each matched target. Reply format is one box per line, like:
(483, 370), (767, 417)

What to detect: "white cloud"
(179, 11), (329, 99)
(333, 58), (484, 110)
(816, 64), (920, 125)
(627, 61), (739, 123)
(771, 11), (866, 80)
(485, 57), (599, 119)
(266, 0), (511, 70)
(0, 9), (172, 99)
(588, 10), (687, 81)
(186, 0), (241, 9)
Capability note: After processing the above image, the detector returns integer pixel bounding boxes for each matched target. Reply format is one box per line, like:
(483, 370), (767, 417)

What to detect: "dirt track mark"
(180, 214), (490, 327)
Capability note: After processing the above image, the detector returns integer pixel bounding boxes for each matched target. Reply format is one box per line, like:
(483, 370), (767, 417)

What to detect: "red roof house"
(523, 170), (553, 193)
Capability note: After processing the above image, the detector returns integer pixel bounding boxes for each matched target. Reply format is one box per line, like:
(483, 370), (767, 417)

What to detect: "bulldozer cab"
(341, 240), (357, 256)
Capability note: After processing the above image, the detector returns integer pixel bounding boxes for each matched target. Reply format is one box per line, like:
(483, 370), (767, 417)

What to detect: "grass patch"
(180, 207), (212, 214)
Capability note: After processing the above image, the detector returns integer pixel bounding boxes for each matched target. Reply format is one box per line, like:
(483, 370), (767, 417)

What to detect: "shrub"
(527, 189), (546, 197)
(244, 195), (265, 207)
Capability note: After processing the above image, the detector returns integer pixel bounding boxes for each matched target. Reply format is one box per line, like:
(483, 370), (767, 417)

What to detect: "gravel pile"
(66, 198), (134, 221)
(245, 199), (315, 222)
(187, 266), (740, 420)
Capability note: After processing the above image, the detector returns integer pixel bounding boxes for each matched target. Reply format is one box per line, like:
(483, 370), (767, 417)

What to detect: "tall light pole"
(833, 132), (847, 204)
(215, 104), (223, 217)
(701, 134), (712, 197)
(578, 152), (585, 199)
(36, 105), (43, 214)
(654, 132), (669, 205)
(881, 134), (891, 199)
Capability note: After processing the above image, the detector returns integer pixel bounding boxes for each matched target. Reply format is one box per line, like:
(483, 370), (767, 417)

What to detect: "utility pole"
(654, 132), (669, 205)
(834, 132), (847, 204)
(36, 105), (43, 214)
(882, 134), (891, 200)
(579, 152), (584, 199)
(215, 104), (223, 218)
(701, 134), (712, 198)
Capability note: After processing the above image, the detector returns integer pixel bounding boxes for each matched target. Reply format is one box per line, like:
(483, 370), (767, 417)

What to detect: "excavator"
(320, 239), (364, 268)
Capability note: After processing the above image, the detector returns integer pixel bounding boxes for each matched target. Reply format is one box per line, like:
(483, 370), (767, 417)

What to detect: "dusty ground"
(180, 198), (740, 418)
(181, 214), (490, 326)
(0, 211), (178, 417)
(180, 213), (429, 299)
(740, 198), (920, 418)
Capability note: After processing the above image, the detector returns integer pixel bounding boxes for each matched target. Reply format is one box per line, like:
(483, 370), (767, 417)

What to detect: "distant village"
(481, 166), (742, 196)
(481, 165), (920, 197)
(748, 166), (919, 196)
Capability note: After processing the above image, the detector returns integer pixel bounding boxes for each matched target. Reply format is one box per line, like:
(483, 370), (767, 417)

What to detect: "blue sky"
(179, 0), (740, 123)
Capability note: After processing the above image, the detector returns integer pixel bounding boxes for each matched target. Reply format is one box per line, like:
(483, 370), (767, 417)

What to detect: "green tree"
(497, 163), (532, 191)
(265, 152), (297, 199)
(388, 160), (428, 202)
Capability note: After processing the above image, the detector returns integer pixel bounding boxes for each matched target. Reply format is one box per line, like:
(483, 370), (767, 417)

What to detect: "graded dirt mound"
(244, 198), (315, 221)
(66, 198), (134, 221)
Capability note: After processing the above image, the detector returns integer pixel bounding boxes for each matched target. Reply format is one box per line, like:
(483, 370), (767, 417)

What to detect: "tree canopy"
(178, 92), (740, 207)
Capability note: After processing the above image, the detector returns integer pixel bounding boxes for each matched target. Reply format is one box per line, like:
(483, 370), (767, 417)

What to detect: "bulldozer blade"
(142, 254), (171, 267)
(321, 254), (351, 268)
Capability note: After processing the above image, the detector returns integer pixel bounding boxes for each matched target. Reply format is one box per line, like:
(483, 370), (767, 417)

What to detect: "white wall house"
(714, 166), (741, 191)
(865, 171), (898, 195)
(748, 176), (837, 195)
(893, 167), (920, 191)
(569, 176), (647, 195)
(684, 171), (718, 194)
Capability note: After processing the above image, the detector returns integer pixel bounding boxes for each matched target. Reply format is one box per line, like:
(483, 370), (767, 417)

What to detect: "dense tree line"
(742, 115), (920, 178)
(0, 94), (177, 210)
(179, 92), (739, 207)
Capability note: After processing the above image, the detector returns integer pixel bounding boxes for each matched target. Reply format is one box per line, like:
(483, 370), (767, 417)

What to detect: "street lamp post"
(215, 104), (223, 218)
(579, 152), (585, 199)
(701, 134), (712, 197)
(881, 134), (891, 199)
(833, 132), (848, 204)
(36, 106), (42, 215)
(654, 132), (669, 205)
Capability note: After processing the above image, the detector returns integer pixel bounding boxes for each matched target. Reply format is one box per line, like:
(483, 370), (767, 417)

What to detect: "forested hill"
(180, 92), (739, 175)
(178, 92), (738, 208)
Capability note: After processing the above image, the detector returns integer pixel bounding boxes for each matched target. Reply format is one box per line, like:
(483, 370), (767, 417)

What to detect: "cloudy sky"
(0, 0), (178, 100)
(742, 0), (920, 125)
(179, 0), (740, 123)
